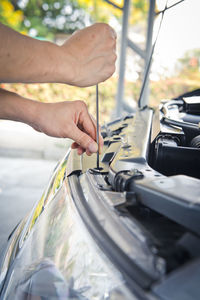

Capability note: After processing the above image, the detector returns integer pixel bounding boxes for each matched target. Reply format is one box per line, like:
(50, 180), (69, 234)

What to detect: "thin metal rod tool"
(96, 84), (100, 169)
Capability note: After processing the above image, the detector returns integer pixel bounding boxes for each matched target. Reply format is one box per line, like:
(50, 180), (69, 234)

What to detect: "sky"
(119, 0), (200, 82)
(153, 0), (200, 76)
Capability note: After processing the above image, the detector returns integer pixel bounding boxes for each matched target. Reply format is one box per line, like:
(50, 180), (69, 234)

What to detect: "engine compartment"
(72, 92), (200, 296)
(149, 96), (200, 179)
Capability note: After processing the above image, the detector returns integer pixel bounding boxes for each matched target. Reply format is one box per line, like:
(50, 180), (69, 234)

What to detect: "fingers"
(71, 130), (103, 156)
(95, 23), (117, 40)
(77, 146), (85, 156)
(111, 28), (117, 39)
(89, 114), (104, 152)
(70, 107), (104, 156)
(81, 114), (104, 154)
(34, 100), (104, 158)
(69, 123), (98, 154)
(71, 142), (79, 149)
(61, 23), (117, 87)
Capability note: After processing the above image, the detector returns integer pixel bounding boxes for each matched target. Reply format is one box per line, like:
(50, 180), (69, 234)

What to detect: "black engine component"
(190, 135), (200, 148)
(153, 136), (200, 178)
(183, 96), (200, 114)
(150, 95), (200, 179)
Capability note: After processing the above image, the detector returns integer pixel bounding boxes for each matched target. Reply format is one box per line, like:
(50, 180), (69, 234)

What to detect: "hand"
(0, 22), (116, 87)
(35, 100), (104, 156)
(60, 23), (117, 87)
(0, 89), (103, 156)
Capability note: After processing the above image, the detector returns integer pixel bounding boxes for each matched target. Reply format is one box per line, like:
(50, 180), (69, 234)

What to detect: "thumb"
(69, 124), (98, 154)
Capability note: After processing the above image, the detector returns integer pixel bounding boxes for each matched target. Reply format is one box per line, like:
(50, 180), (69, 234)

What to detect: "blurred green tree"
(77, 0), (148, 23)
(0, 0), (148, 38)
(16, 0), (88, 38)
(0, 0), (24, 31)
(178, 49), (200, 75)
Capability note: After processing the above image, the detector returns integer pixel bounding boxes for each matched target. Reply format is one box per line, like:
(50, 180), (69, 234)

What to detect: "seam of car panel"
(68, 174), (156, 299)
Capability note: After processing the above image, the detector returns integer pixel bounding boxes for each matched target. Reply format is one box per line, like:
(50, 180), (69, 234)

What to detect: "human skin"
(0, 88), (104, 155)
(0, 22), (116, 86)
(0, 22), (116, 155)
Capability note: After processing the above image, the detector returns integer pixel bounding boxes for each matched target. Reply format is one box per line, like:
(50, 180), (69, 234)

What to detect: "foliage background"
(0, 0), (200, 122)
(0, 0), (23, 31)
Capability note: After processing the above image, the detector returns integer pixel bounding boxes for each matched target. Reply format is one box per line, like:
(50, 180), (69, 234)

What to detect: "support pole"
(140, 0), (156, 107)
(115, 0), (130, 118)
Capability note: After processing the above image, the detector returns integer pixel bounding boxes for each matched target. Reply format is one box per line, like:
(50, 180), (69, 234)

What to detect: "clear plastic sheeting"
(80, 172), (165, 277)
(14, 259), (87, 299)
(1, 180), (134, 300)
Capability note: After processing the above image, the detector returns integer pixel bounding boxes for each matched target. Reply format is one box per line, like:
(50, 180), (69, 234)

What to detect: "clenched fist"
(0, 22), (116, 87)
(60, 23), (117, 87)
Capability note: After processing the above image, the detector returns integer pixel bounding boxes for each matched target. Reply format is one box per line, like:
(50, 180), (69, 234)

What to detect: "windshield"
(124, 0), (200, 107)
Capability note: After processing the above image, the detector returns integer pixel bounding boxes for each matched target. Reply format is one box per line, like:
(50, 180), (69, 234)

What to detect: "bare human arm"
(0, 88), (104, 155)
(0, 22), (116, 154)
(0, 22), (116, 87)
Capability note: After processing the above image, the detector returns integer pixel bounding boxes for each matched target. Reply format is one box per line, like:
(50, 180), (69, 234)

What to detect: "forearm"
(0, 23), (116, 87)
(0, 88), (39, 129)
(0, 23), (73, 84)
(0, 88), (103, 155)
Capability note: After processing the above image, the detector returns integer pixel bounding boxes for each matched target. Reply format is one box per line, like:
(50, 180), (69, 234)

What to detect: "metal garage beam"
(115, 0), (131, 117)
(115, 0), (156, 117)
(104, 0), (123, 10)
(141, 0), (156, 107)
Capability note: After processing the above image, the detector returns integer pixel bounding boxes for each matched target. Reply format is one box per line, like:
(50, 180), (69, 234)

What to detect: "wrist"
(56, 44), (76, 85)
(46, 41), (76, 85)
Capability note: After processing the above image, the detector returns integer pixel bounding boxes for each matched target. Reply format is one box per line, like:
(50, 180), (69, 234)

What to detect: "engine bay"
(150, 95), (200, 179)
(67, 92), (200, 297)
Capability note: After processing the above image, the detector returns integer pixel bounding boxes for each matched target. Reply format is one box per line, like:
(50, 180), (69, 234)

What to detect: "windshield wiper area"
(76, 100), (200, 287)
(103, 102), (200, 236)
(91, 103), (200, 275)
